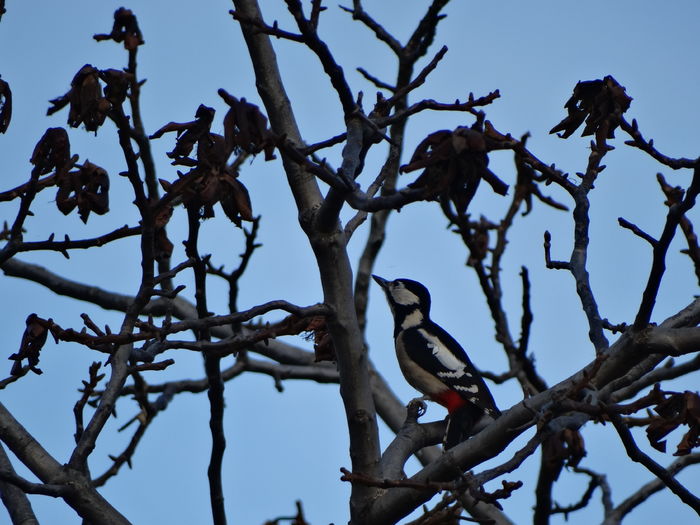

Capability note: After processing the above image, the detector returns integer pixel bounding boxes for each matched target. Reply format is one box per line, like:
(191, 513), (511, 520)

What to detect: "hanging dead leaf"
(56, 161), (109, 223)
(401, 126), (508, 215)
(30, 127), (71, 175)
(154, 228), (174, 262)
(550, 75), (631, 140)
(302, 316), (335, 362)
(154, 204), (173, 229)
(218, 89), (276, 160)
(150, 104), (216, 166)
(9, 314), (50, 376)
(153, 103), (257, 225)
(467, 216), (492, 266)
(99, 69), (133, 106)
(645, 390), (700, 455)
(48, 64), (111, 132)
(93, 7), (144, 50)
(220, 175), (254, 226)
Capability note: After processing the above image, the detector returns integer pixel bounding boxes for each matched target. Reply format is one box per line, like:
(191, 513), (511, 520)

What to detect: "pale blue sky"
(2, 1), (699, 523)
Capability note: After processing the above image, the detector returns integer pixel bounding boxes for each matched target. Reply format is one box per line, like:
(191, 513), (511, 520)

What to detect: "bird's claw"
(407, 396), (428, 418)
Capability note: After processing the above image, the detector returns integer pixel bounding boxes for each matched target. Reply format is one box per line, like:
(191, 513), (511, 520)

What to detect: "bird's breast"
(395, 333), (450, 398)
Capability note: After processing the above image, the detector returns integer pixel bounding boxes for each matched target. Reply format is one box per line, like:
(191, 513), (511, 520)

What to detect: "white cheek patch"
(390, 283), (420, 306)
(418, 328), (466, 374)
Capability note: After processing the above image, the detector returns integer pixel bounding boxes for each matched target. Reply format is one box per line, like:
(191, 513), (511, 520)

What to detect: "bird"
(372, 275), (500, 449)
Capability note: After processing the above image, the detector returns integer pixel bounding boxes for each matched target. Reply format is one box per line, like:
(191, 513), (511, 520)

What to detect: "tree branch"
(602, 453), (700, 525)
(606, 410), (700, 516)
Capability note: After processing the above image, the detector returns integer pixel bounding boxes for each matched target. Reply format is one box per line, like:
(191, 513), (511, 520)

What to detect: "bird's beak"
(372, 274), (389, 289)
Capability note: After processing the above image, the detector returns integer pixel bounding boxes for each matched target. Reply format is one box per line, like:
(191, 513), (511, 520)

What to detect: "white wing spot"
(438, 369), (465, 379)
(418, 328), (466, 373)
(455, 384), (480, 394)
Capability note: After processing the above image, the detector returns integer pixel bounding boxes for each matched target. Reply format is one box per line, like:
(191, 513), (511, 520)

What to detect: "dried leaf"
(302, 317), (335, 362)
(150, 104), (216, 165)
(218, 89), (276, 160)
(550, 75), (632, 140)
(48, 65), (111, 132)
(99, 69), (133, 105)
(154, 228), (173, 262)
(401, 127), (508, 215)
(467, 216), (491, 266)
(219, 176), (252, 226)
(154, 103), (258, 225)
(56, 161), (110, 223)
(9, 314), (49, 376)
(30, 127), (71, 175)
(154, 204), (173, 229)
(93, 7), (144, 50)
(645, 390), (700, 455)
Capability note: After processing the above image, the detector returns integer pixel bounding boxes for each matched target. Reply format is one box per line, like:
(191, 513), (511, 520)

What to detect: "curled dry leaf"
(0, 76), (11, 133)
(155, 228), (174, 262)
(56, 160), (110, 223)
(150, 104), (216, 166)
(550, 75), (632, 140)
(48, 64), (111, 133)
(540, 429), (586, 486)
(154, 205), (174, 262)
(219, 175), (254, 226)
(93, 7), (144, 50)
(99, 69), (133, 106)
(218, 88), (276, 161)
(401, 126), (509, 215)
(8, 314), (51, 376)
(303, 316), (335, 362)
(183, 135), (253, 224)
(646, 390), (700, 456)
(30, 127), (71, 175)
(152, 105), (255, 226)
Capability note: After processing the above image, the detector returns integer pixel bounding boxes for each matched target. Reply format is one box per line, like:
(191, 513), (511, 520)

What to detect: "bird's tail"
(444, 404), (493, 449)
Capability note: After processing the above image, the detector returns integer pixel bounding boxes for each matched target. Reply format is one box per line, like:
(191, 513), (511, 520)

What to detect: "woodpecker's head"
(372, 275), (431, 329)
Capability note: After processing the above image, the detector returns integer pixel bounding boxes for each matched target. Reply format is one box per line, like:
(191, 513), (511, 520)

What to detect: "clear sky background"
(1, 1), (700, 524)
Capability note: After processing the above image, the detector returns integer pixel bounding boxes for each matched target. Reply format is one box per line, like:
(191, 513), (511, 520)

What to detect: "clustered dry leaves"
(30, 127), (110, 223)
(3, 2), (700, 522)
(56, 161), (110, 223)
(549, 75), (632, 141)
(48, 65), (111, 133)
(646, 389), (700, 456)
(151, 90), (275, 225)
(401, 126), (509, 215)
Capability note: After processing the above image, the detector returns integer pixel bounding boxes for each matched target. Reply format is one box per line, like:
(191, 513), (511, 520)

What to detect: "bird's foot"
(407, 396), (429, 418)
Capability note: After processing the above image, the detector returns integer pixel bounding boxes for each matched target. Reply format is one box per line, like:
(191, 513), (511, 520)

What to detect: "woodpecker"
(373, 275), (500, 449)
